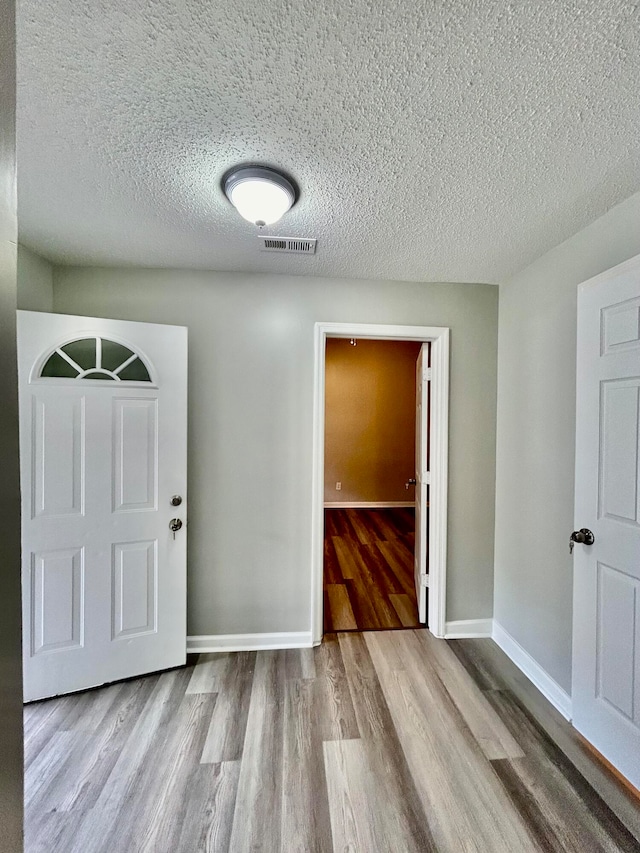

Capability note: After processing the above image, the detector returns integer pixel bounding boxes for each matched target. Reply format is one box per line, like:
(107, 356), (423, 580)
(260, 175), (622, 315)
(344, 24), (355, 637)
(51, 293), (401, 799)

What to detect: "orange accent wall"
(324, 338), (423, 503)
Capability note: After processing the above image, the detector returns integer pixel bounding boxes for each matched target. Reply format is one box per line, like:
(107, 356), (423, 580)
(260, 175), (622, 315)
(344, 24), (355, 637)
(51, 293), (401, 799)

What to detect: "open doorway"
(311, 322), (450, 644)
(322, 338), (423, 632)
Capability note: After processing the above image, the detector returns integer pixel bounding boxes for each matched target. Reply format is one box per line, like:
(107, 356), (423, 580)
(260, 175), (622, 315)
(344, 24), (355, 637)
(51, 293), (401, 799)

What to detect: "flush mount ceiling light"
(223, 165), (297, 227)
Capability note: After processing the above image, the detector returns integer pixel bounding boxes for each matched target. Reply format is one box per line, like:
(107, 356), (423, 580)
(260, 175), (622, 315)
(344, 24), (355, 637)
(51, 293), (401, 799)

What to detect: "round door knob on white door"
(169, 518), (183, 539)
(569, 528), (594, 553)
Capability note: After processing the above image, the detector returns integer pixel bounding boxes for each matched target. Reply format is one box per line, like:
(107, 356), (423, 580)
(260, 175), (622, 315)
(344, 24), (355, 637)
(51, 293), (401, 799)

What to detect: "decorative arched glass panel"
(39, 337), (152, 382)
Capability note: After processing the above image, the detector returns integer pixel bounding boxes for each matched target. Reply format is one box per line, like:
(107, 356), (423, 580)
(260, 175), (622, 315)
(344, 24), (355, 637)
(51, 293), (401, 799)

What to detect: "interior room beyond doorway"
(323, 338), (424, 633)
(324, 506), (420, 631)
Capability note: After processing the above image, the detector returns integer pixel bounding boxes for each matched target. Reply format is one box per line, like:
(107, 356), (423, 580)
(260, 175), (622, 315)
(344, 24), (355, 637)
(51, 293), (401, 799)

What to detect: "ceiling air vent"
(258, 236), (317, 255)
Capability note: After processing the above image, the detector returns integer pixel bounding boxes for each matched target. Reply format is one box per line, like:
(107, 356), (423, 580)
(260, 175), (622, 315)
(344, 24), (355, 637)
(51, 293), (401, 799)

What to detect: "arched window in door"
(39, 337), (153, 382)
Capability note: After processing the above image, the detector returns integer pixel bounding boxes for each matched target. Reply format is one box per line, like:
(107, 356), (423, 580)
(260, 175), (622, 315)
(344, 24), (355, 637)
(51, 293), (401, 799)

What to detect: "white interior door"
(18, 311), (188, 702)
(572, 254), (640, 789)
(414, 343), (429, 623)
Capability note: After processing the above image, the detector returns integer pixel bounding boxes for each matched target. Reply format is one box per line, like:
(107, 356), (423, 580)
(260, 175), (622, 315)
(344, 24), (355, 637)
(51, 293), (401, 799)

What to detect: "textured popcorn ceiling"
(17, 0), (640, 283)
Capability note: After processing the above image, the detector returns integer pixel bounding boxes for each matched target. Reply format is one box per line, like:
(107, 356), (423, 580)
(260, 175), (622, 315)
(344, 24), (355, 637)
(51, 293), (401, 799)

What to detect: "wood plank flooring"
(324, 508), (421, 632)
(24, 632), (640, 852)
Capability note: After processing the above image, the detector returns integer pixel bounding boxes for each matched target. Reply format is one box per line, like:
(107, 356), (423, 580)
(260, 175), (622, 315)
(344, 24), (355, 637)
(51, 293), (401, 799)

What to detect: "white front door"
(572, 254), (640, 789)
(18, 311), (188, 702)
(414, 343), (429, 624)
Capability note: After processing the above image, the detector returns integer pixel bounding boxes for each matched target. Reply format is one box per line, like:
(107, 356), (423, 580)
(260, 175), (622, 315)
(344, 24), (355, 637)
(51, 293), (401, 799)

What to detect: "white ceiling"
(17, 0), (640, 284)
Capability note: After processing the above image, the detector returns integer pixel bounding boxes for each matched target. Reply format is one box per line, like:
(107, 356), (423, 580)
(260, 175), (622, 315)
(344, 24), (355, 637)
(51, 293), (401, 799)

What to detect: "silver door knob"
(169, 518), (183, 539)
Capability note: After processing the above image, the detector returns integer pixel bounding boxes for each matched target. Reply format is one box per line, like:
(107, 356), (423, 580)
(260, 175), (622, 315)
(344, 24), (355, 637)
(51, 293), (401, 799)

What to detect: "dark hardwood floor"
(24, 632), (640, 852)
(323, 507), (422, 633)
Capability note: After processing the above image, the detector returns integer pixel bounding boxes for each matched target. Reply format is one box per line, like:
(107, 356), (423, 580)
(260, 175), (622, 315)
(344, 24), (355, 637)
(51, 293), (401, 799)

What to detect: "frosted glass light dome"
(223, 166), (297, 226)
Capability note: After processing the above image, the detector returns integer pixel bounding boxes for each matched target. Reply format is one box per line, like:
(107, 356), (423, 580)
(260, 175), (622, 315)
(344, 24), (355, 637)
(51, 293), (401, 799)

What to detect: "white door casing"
(572, 253), (640, 788)
(18, 311), (188, 702)
(414, 343), (429, 623)
(312, 323), (449, 642)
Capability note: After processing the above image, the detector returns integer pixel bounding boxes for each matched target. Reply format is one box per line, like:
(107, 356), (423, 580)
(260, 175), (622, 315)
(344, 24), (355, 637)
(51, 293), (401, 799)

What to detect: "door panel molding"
(30, 546), (84, 655)
(112, 396), (159, 512)
(312, 322), (449, 642)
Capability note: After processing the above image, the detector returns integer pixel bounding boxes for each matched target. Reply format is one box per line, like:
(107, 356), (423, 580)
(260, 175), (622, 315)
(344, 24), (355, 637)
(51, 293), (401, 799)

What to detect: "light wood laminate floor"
(324, 508), (421, 632)
(25, 632), (640, 852)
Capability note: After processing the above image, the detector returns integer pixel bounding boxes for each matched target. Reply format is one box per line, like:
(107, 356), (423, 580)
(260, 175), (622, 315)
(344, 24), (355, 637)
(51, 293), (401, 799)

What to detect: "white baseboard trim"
(324, 501), (415, 508)
(444, 618), (493, 638)
(187, 632), (313, 654)
(492, 621), (572, 721)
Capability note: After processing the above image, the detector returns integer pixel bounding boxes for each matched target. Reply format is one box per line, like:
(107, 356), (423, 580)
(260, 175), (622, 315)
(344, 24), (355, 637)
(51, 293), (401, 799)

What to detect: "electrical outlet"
(336, 482), (342, 490)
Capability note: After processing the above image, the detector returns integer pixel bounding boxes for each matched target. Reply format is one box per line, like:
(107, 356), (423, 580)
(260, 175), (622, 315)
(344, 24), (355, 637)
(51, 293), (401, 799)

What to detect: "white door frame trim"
(311, 322), (450, 644)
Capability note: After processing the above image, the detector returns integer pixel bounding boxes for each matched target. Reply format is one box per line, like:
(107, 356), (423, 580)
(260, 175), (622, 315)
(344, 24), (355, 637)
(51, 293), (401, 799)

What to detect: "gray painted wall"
(53, 269), (498, 636)
(494, 191), (640, 694)
(0, 0), (24, 847)
(17, 243), (53, 311)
